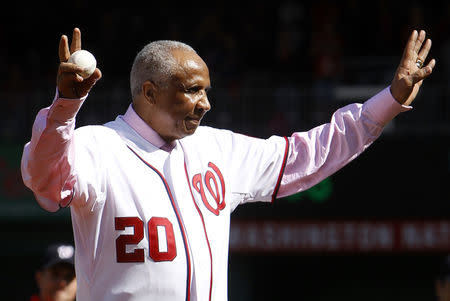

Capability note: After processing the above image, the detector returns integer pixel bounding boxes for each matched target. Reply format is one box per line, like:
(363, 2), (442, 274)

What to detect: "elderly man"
(21, 28), (434, 301)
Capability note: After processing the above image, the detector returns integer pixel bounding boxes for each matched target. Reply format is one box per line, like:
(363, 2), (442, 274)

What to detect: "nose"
(196, 91), (211, 114)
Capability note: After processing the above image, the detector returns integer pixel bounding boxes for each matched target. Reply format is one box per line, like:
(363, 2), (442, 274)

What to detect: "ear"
(142, 80), (158, 104)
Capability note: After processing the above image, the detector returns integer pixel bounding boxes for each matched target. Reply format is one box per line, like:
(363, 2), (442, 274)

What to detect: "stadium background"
(0, 0), (449, 300)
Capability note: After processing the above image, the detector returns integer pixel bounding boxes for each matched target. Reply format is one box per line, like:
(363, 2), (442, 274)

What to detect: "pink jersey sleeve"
(21, 89), (86, 212)
(277, 86), (411, 198)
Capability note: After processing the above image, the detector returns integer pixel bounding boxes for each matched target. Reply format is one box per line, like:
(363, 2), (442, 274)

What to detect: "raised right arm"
(21, 28), (101, 211)
(21, 93), (86, 211)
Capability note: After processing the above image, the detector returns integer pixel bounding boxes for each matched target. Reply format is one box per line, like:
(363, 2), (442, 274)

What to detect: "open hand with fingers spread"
(57, 27), (102, 99)
(390, 29), (436, 106)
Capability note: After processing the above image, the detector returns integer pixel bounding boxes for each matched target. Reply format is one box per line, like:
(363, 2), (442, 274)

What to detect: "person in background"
(436, 255), (450, 301)
(30, 243), (76, 301)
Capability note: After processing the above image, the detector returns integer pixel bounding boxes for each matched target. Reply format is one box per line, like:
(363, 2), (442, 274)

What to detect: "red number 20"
(115, 216), (177, 263)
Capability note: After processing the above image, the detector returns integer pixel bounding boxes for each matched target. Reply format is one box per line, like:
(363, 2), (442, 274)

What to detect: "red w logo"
(192, 162), (226, 215)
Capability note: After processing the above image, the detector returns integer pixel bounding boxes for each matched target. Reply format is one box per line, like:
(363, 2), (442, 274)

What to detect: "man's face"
(149, 49), (211, 142)
(36, 263), (76, 301)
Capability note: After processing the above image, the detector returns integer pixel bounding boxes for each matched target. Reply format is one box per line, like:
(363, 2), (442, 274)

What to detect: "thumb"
(84, 68), (102, 86)
(76, 68), (102, 98)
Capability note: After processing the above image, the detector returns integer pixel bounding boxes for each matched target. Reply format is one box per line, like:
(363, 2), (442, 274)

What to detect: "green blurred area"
(284, 176), (334, 203)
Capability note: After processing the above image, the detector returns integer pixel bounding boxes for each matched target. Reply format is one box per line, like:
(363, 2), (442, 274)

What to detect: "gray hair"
(130, 40), (196, 100)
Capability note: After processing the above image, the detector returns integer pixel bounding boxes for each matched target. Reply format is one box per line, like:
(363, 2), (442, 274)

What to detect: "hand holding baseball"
(390, 29), (436, 106)
(68, 49), (97, 79)
(57, 27), (102, 99)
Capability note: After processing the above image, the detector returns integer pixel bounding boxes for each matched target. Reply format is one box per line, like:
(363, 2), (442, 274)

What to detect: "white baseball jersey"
(57, 118), (287, 301)
(21, 86), (406, 301)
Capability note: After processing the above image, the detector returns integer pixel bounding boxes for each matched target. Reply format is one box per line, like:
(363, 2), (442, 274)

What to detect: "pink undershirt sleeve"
(277, 86), (411, 198)
(21, 89), (86, 212)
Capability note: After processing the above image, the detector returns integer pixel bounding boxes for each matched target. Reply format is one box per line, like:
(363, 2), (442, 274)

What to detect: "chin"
(181, 125), (199, 137)
(179, 129), (197, 139)
(188, 126), (199, 134)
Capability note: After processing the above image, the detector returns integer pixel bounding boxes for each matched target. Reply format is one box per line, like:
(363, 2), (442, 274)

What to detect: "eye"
(185, 86), (201, 94)
(184, 85), (212, 95)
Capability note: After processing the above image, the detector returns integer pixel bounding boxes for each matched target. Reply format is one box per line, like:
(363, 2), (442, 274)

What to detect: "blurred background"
(1, 0), (449, 300)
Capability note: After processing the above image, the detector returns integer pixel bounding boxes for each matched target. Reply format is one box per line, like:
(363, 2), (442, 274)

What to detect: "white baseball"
(68, 50), (97, 79)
